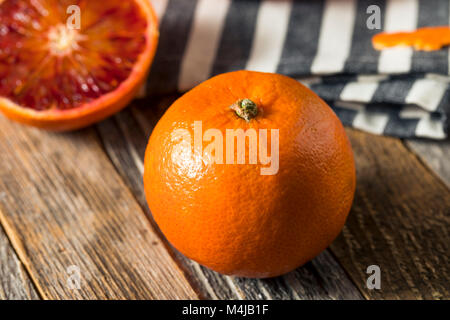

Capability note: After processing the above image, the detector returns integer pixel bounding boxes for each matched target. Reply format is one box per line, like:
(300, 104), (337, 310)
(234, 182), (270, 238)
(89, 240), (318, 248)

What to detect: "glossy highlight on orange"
(372, 26), (450, 51)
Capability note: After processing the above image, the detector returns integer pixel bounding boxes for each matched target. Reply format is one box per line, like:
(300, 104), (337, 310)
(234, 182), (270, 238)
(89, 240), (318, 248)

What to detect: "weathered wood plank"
(0, 224), (39, 300)
(330, 129), (450, 300)
(406, 139), (450, 188)
(0, 115), (198, 299)
(96, 97), (364, 300)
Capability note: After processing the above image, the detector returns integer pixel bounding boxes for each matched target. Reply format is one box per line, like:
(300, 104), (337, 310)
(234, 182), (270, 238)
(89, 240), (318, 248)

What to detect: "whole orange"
(144, 71), (355, 278)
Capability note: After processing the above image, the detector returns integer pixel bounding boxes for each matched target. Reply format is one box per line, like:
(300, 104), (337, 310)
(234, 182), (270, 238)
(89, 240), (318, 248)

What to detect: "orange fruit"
(144, 71), (356, 278)
(0, 0), (158, 131)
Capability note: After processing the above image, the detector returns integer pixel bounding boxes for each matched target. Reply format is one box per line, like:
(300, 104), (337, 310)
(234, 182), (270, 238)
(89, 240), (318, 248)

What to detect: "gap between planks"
(333, 129), (450, 299)
(404, 139), (450, 189)
(0, 222), (40, 300)
(0, 115), (199, 299)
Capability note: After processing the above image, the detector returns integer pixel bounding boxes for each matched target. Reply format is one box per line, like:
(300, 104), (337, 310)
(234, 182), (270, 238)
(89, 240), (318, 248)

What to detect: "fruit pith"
(144, 71), (356, 278)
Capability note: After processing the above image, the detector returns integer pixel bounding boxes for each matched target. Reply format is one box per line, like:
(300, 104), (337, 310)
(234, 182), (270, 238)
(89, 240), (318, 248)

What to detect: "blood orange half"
(0, 0), (158, 131)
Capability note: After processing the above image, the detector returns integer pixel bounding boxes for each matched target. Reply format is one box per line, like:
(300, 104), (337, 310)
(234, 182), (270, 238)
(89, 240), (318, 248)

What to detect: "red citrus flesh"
(0, 0), (158, 130)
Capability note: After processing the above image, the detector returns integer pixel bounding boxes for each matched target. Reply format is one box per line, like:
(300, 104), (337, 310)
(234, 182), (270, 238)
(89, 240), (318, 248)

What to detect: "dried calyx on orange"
(0, 0), (158, 131)
(144, 71), (356, 278)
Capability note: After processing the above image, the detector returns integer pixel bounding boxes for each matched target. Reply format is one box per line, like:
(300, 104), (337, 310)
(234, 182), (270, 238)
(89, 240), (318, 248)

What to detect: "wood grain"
(3, 93), (445, 299)
(331, 129), (450, 300)
(96, 97), (364, 300)
(406, 139), (450, 188)
(0, 115), (198, 299)
(0, 224), (39, 300)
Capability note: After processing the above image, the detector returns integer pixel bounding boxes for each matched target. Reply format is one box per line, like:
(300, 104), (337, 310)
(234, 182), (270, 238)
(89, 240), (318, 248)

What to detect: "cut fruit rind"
(0, 0), (159, 131)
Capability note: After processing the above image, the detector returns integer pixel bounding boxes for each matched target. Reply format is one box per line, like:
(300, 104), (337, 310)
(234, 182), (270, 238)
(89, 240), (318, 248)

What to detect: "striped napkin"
(144, 0), (450, 140)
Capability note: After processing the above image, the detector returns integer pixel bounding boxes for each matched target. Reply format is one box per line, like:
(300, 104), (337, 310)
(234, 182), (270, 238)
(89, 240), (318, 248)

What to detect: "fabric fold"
(145, 0), (450, 139)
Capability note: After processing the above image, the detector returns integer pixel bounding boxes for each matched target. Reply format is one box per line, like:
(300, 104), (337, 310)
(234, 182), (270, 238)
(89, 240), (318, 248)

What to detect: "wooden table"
(0, 95), (448, 300)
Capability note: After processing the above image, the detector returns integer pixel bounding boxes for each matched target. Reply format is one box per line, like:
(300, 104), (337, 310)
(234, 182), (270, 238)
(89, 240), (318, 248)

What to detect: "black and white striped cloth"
(142, 0), (450, 139)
